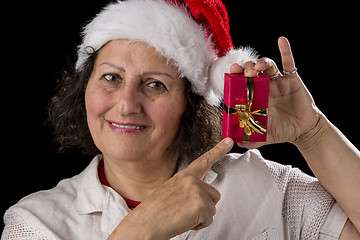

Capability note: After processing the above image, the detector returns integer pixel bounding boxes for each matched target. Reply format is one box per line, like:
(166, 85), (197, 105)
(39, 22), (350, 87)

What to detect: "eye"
(142, 80), (168, 97)
(148, 81), (167, 89)
(101, 73), (120, 82)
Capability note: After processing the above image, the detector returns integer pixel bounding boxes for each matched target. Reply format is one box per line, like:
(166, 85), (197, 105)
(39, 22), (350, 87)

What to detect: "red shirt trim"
(98, 159), (141, 208)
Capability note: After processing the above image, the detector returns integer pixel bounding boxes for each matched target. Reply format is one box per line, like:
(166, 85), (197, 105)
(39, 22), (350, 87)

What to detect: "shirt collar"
(75, 155), (219, 211)
(75, 154), (219, 235)
(76, 154), (109, 214)
(75, 155), (130, 234)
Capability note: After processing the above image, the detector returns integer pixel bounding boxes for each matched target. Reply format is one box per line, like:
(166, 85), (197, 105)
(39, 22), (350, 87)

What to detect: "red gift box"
(222, 73), (269, 142)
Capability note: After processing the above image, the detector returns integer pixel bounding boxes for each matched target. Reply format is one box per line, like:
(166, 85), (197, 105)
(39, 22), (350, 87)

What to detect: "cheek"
(148, 94), (187, 135)
(85, 85), (111, 123)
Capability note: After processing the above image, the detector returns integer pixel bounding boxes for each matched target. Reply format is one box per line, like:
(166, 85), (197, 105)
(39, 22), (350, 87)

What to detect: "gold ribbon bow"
(222, 77), (268, 142)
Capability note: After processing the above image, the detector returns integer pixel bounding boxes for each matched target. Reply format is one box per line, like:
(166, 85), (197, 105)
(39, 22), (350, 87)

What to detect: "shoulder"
(213, 148), (283, 191)
(212, 149), (347, 239)
(5, 174), (80, 222)
(11, 155), (101, 208)
(9, 159), (92, 212)
(214, 149), (276, 178)
(215, 149), (333, 205)
(215, 149), (315, 191)
(3, 155), (103, 239)
(205, 150), (293, 238)
(212, 149), (284, 202)
(218, 148), (275, 167)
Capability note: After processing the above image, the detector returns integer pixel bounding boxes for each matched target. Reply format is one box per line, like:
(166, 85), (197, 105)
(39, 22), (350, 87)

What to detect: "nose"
(114, 84), (142, 117)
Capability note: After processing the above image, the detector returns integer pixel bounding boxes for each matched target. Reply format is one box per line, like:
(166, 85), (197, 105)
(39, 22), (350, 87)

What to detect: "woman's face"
(85, 39), (187, 163)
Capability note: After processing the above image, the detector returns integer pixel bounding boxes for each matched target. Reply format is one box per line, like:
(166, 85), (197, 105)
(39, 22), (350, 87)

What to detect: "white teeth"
(111, 122), (145, 129)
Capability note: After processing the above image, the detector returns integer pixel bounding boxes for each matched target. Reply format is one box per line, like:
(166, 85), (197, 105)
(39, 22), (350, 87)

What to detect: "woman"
(2, 0), (360, 239)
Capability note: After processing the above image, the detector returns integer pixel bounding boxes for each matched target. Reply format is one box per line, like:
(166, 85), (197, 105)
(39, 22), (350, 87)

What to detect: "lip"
(106, 120), (149, 134)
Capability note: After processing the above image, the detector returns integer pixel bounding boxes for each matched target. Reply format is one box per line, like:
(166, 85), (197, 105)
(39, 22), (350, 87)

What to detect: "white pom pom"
(207, 47), (258, 106)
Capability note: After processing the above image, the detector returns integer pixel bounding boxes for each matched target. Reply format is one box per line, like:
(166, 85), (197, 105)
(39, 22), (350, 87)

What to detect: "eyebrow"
(142, 71), (175, 80)
(99, 62), (175, 80)
(99, 62), (125, 72)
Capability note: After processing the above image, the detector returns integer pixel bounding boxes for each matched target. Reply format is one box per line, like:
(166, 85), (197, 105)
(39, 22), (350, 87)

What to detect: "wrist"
(108, 209), (156, 240)
(294, 113), (330, 153)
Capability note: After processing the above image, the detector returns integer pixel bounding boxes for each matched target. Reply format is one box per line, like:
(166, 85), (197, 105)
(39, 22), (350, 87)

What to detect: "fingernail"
(224, 138), (232, 145)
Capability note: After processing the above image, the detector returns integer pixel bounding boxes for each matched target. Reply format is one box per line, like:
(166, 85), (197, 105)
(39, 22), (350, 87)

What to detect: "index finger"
(184, 138), (234, 179)
(278, 36), (296, 72)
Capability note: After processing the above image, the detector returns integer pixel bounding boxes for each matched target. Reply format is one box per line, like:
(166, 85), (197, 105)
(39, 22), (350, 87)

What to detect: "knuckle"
(178, 175), (200, 190)
(173, 170), (185, 179)
(203, 215), (214, 227)
(184, 174), (198, 183)
(190, 184), (205, 199)
(243, 61), (255, 67)
(196, 205), (215, 228)
(198, 152), (213, 166)
(211, 204), (217, 216)
(192, 199), (208, 212)
(214, 190), (221, 204)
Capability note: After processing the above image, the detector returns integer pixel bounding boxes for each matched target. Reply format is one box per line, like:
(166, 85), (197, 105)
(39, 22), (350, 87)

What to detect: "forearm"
(295, 114), (360, 231)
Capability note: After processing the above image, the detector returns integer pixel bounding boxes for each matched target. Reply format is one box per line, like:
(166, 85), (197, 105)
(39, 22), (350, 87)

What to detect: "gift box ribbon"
(222, 77), (268, 142)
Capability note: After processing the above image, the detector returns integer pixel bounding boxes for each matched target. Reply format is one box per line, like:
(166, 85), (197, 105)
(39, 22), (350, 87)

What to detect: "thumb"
(184, 138), (234, 179)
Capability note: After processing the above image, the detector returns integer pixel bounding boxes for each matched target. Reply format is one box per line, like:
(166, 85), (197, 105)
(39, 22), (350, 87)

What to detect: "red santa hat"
(76, 0), (257, 106)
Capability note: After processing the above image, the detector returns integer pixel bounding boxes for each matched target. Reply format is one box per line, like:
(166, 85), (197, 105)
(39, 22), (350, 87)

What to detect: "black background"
(1, 0), (359, 226)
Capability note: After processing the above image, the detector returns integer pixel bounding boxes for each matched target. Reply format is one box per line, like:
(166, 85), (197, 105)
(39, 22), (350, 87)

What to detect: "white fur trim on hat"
(76, 0), (257, 106)
(207, 47), (258, 105)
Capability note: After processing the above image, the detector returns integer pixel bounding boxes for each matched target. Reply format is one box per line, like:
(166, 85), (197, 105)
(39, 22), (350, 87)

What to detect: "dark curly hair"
(48, 48), (222, 164)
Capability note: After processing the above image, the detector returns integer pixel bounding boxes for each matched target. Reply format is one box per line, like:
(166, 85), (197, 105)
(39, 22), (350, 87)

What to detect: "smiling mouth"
(107, 121), (148, 130)
(111, 122), (146, 129)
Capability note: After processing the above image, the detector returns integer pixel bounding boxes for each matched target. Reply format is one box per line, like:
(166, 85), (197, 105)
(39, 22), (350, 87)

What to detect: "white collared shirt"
(2, 150), (348, 239)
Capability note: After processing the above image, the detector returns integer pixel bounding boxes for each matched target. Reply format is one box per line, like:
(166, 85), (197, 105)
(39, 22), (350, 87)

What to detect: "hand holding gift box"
(222, 37), (319, 148)
(220, 37), (360, 235)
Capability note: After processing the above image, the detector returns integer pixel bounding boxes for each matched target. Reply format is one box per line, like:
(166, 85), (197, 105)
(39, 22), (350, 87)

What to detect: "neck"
(103, 153), (177, 202)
